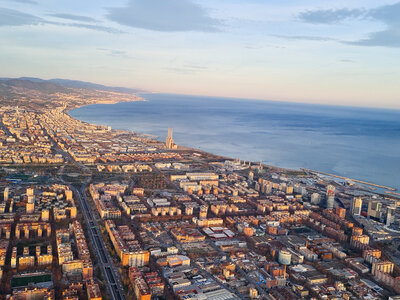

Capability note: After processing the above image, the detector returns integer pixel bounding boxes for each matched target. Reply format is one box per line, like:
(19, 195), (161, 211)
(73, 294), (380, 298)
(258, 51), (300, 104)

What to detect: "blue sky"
(1, 0), (399, 108)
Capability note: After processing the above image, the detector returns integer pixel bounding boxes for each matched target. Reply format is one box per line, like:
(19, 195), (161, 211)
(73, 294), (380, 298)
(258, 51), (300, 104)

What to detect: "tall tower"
(248, 171), (254, 181)
(386, 206), (396, 226)
(3, 187), (9, 201)
(166, 128), (176, 149)
(351, 197), (362, 216)
(27, 187), (35, 204)
(326, 185), (335, 209)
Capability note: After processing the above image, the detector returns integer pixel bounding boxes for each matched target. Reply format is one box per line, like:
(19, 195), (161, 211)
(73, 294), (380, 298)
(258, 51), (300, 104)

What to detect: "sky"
(1, 0), (400, 108)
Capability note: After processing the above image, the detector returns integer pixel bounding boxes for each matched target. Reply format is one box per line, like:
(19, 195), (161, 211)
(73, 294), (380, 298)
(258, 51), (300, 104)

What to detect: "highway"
(49, 135), (126, 300)
(72, 182), (126, 300)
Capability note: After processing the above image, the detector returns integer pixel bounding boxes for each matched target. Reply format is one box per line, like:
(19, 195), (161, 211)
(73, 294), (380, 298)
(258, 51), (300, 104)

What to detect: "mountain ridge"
(0, 77), (144, 94)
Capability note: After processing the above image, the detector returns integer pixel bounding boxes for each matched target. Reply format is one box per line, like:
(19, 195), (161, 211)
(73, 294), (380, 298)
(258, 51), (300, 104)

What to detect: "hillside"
(0, 77), (143, 111)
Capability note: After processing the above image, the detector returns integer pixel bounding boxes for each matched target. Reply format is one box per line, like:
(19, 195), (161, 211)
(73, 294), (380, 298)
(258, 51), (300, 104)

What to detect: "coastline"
(67, 96), (398, 195)
(65, 95), (302, 175)
(63, 94), (146, 113)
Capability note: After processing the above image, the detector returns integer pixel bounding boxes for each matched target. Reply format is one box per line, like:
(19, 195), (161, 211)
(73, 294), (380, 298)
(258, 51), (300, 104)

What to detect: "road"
(72, 182), (126, 300)
(48, 130), (126, 300)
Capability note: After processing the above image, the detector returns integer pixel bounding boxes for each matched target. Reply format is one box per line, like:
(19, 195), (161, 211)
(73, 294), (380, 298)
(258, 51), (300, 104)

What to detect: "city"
(0, 90), (399, 300)
(2, 0), (400, 299)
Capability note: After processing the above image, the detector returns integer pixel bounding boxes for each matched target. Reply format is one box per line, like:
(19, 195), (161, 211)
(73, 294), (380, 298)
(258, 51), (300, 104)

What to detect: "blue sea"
(70, 93), (400, 191)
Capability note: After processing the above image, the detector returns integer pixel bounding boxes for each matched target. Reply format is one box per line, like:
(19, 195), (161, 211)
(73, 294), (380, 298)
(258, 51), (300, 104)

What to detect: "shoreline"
(64, 94), (146, 114)
(65, 97), (398, 194)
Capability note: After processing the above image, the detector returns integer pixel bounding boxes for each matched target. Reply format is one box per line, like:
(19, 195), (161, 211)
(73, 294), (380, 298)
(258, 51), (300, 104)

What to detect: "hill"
(0, 77), (143, 111)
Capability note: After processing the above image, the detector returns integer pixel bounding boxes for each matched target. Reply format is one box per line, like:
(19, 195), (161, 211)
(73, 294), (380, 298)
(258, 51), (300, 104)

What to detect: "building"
(87, 281), (102, 300)
(129, 268), (151, 300)
(278, 250), (292, 265)
(12, 287), (55, 300)
(105, 220), (149, 267)
(166, 128), (177, 149)
(311, 193), (321, 205)
(326, 185), (335, 209)
(372, 261), (394, 276)
(368, 200), (382, 219)
(386, 206), (396, 226)
(351, 197), (362, 216)
(3, 187), (9, 201)
(336, 207), (346, 218)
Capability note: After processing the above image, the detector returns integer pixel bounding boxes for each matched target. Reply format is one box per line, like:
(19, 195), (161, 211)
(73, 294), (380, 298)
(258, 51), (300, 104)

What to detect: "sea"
(70, 93), (400, 191)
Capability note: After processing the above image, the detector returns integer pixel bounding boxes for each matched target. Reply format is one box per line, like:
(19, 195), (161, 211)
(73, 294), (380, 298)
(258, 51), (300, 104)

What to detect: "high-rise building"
(26, 187), (34, 197)
(3, 187), (9, 201)
(326, 185), (335, 209)
(351, 197), (362, 216)
(248, 171), (254, 181)
(26, 202), (35, 214)
(386, 206), (396, 226)
(27, 187), (35, 204)
(368, 200), (382, 219)
(165, 128), (177, 149)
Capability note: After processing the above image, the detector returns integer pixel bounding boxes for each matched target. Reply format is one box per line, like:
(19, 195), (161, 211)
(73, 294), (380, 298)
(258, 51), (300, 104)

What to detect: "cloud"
(8, 0), (38, 4)
(273, 35), (335, 41)
(62, 22), (123, 34)
(298, 8), (365, 24)
(298, 2), (400, 48)
(163, 64), (209, 74)
(0, 7), (121, 33)
(347, 2), (400, 48)
(368, 2), (400, 25)
(97, 48), (131, 57)
(48, 13), (97, 23)
(0, 7), (43, 26)
(106, 0), (220, 32)
(345, 28), (400, 48)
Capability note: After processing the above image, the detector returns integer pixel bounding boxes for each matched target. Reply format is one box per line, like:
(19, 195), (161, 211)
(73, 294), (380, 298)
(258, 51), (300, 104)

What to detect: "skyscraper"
(351, 197), (362, 216)
(3, 187), (9, 201)
(165, 128), (177, 149)
(248, 171), (254, 181)
(367, 200), (382, 219)
(326, 185), (335, 209)
(386, 206), (396, 226)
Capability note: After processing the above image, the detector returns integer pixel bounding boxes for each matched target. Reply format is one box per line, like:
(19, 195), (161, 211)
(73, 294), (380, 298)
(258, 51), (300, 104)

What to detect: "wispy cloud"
(61, 22), (123, 34)
(163, 64), (209, 75)
(273, 35), (335, 41)
(7, 0), (38, 5)
(48, 13), (97, 23)
(0, 7), (43, 26)
(298, 8), (365, 24)
(347, 2), (400, 48)
(369, 2), (400, 25)
(106, 0), (220, 32)
(345, 28), (400, 48)
(0, 7), (121, 33)
(97, 48), (131, 57)
(297, 2), (400, 48)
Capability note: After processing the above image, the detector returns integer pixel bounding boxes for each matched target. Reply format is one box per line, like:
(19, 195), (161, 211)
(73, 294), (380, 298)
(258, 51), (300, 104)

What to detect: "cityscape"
(1, 0), (400, 299)
(0, 79), (399, 300)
